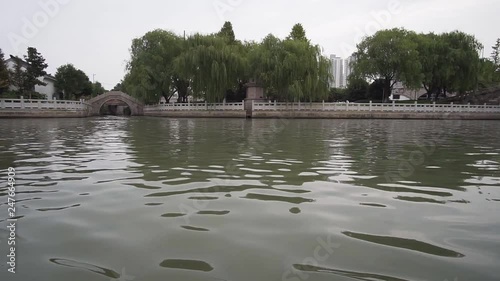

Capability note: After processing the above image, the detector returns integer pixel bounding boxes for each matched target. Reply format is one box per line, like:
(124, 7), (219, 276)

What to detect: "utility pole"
(92, 74), (96, 84)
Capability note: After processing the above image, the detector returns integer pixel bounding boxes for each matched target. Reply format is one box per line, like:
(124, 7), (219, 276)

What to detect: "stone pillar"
(244, 80), (267, 118)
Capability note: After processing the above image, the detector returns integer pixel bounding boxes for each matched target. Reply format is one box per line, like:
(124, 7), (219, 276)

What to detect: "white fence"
(253, 101), (500, 113)
(0, 98), (89, 110)
(145, 102), (245, 111)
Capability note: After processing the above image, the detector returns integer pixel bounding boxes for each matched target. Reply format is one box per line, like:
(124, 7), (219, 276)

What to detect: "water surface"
(0, 117), (499, 281)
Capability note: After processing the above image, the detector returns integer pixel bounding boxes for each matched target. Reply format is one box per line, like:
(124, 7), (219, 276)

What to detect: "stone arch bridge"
(87, 91), (144, 116)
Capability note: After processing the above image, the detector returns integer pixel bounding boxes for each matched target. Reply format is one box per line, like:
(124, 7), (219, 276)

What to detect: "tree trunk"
(383, 78), (391, 103)
(175, 79), (189, 103)
(161, 91), (170, 104)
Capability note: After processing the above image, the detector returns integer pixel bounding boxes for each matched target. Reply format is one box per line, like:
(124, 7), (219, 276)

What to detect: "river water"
(0, 117), (499, 281)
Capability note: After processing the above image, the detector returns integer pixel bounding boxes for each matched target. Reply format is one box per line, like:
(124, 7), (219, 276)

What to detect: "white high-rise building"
(330, 54), (344, 89)
(330, 55), (355, 89)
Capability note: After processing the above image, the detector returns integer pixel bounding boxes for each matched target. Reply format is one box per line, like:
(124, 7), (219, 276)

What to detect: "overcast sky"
(1, 0), (499, 89)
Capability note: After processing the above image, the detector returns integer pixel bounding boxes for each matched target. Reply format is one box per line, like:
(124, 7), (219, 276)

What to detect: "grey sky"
(1, 0), (499, 89)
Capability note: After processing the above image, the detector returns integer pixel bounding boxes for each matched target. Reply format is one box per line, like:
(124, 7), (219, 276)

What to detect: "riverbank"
(2, 97), (500, 120)
(250, 110), (500, 120)
(0, 109), (88, 118)
(3, 109), (500, 120)
(144, 110), (246, 118)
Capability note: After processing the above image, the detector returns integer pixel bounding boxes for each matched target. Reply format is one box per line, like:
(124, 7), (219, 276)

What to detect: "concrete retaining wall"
(1, 109), (499, 120)
(144, 110), (247, 118)
(251, 111), (500, 120)
(0, 109), (89, 118)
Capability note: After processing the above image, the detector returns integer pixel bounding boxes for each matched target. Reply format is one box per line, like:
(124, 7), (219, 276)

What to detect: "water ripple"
(342, 231), (465, 258)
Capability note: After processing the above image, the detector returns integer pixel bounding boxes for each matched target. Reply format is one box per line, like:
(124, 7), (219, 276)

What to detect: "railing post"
(414, 101), (418, 112)
(298, 100), (301, 111)
(223, 98), (226, 111)
(467, 103), (470, 113)
(322, 100), (325, 111)
(205, 101), (208, 110)
(484, 103), (487, 112)
(0, 99), (4, 109)
(450, 102), (454, 113)
(38, 100), (41, 109)
(188, 99), (191, 111)
(252, 100), (255, 111)
(20, 96), (25, 109)
(369, 101), (372, 112)
(392, 100), (395, 112)
(346, 102), (349, 111)
(433, 102), (436, 112)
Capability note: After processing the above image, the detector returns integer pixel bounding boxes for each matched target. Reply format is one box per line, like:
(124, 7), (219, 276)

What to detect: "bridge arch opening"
(88, 91), (144, 116)
(98, 99), (132, 116)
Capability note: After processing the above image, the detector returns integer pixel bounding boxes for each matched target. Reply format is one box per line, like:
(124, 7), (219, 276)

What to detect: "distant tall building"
(330, 55), (355, 89)
(330, 54), (344, 89)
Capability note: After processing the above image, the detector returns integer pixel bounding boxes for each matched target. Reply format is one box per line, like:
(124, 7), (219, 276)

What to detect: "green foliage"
(417, 31), (482, 97)
(175, 33), (248, 102)
(352, 28), (422, 101)
(8, 47), (48, 98)
(54, 64), (92, 100)
(287, 23), (308, 42)
(92, 81), (106, 97)
(0, 48), (10, 95)
(478, 58), (500, 88)
(112, 82), (123, 91)
(491, 38), (500, 67)
(367, 79), (385, 101)
(8, 56), (27, 96)
(327, 88), (347, 102)
(125, 29), (189, 103)
(250, 33), (331, 102)
(218, 21), (236, 43)
(24, 47), (48, 92)
(122, 23), (332, 103)
(352, 28), (485, 100)
(345, 76), (369, 101)
(0, 90), (18, 98)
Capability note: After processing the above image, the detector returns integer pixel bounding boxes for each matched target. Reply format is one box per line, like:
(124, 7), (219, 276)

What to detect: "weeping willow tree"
(249, 31), (332, 102)
(124, 22), (331, 104)
(125, 29), (189, 103)
(173, 34), (247, 102)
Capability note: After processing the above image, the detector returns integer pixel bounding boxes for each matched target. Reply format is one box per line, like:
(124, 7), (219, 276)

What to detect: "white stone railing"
(253, 101), (500, 113)
(0, 98), (89, 110)
(144, 102), (245, 111)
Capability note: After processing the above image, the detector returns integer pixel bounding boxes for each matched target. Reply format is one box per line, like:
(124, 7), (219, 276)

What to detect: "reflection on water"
(0, 117), (499, 281)
(242, 193), (314, 204)
(342, 231), (465, 258)
(49, 258), (120, 278)
(160, 259), (214, 272)
(292, 264), (408, 281)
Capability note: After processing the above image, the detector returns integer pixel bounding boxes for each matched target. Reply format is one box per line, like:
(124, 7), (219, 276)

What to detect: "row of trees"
(122, 22), (332, 104)
(0, 47), (106, 100)
(351, 28), (500, 101)
(4, 26), (498, 103)
(122, 24), (500, 104)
